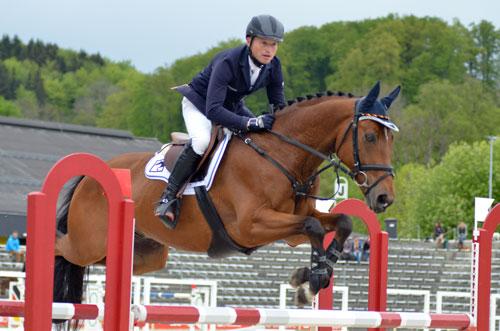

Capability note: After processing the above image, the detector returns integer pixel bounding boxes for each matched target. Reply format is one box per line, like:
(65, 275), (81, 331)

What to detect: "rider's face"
(246, 36), (279, 64)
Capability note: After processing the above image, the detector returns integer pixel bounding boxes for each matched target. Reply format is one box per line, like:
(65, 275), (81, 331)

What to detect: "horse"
(53, 81), (400, 307)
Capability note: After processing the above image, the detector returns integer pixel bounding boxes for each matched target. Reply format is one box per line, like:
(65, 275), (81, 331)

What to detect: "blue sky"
(2, 0), (499, 73)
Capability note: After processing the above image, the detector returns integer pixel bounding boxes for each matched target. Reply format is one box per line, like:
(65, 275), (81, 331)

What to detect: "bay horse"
(53, 81), (400, 306)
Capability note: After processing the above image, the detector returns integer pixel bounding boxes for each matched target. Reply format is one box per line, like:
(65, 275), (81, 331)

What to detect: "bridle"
(334, 100), (395, 196)
(238, 100), (395, 201)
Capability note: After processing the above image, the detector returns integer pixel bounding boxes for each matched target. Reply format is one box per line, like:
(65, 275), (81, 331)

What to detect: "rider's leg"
(155, 97), (211, 229)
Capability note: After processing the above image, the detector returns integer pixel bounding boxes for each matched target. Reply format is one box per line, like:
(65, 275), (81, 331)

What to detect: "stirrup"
(155, 199), (180, 229)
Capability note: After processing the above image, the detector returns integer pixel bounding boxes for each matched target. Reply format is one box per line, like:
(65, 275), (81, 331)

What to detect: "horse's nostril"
(377, 194), (391, 207)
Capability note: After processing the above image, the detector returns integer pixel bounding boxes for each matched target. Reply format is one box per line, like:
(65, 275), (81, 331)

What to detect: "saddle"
(163, 126), (224, 183)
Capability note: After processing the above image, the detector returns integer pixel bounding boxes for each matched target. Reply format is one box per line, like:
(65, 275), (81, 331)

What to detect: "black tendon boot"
(155, 144), (201, 229)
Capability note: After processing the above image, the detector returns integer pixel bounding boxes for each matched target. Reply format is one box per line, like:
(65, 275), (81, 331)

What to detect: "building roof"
(0, 116), (163, 235)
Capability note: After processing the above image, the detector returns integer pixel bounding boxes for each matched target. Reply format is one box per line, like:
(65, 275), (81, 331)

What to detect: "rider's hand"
(246, 114), (275, 132)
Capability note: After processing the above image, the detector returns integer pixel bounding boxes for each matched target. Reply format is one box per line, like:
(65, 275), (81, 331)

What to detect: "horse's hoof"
(309, 269), (330, 294)
(290, 267), (310, 288)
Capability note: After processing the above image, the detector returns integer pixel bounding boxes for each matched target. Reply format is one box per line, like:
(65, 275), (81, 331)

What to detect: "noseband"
(238, 101), (394, 201)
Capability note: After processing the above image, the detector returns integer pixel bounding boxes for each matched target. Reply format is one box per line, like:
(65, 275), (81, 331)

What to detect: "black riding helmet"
(246, 15), (284, 42)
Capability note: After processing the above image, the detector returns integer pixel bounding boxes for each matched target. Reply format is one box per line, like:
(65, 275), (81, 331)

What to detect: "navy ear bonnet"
(355, 81), (401, 132)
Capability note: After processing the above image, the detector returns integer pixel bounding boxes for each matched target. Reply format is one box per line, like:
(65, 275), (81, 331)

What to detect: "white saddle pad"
(144, 133), (232, 195)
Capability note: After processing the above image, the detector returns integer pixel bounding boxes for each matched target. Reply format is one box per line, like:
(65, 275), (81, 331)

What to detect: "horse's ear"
(364, 81), (381, 106)
(381, 85), (401, 109)
(360, 81), (380, 109)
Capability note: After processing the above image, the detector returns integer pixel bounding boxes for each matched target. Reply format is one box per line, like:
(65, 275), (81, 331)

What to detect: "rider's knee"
(191, 137), (210, 155)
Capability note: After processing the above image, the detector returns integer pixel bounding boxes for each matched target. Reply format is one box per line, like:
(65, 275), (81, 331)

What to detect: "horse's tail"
(53, 176), (86, 309)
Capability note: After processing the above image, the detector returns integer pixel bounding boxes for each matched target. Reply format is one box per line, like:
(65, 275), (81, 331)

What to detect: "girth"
(194, 186), (258, 258)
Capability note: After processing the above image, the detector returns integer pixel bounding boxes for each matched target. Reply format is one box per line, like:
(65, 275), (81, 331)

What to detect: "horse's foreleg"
(301, 217), (333, 294)
(249, 209), (332, 295)
(311, 210), (353, 265)
(289, 211), (352, 303)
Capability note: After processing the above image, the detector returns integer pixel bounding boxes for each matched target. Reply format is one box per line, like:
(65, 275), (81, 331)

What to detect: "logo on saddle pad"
(145, 133), (232, 195)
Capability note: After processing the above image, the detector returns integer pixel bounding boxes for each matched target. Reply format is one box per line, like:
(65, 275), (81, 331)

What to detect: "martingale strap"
(237, 131), (352, 201)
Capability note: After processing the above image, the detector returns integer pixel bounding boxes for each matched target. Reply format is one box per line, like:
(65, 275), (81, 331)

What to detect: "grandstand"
(153, 239), (500, 314)
(0, 115), (162, 237)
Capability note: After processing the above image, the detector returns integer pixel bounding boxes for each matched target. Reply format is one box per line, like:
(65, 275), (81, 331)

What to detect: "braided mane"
(272, 90), (357, 112)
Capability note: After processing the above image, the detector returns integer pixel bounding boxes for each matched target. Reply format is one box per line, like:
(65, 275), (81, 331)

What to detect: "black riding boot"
(155, 144), (202, 229)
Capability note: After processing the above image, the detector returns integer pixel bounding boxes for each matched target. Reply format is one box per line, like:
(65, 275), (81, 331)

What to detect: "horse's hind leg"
(55, 230), (107, 266)
(132, 232), (169, 275)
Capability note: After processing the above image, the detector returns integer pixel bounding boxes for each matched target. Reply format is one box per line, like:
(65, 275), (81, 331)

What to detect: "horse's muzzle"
(368, 192), (394, 213)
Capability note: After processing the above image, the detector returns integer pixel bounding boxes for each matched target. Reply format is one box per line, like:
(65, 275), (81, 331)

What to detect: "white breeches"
(182, 97), (212, 156)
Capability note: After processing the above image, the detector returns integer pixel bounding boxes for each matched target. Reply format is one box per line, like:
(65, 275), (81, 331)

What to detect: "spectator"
(353, 237), (362, 264)
(362, 238), (370, 261)
(436, 231), (448, 249)
(341, 237), (355, 261)
(5, 231), (24, 262)
(433, 222), (444, 241)
(457, 222), (467, 250)
(433, 222), (447, 249)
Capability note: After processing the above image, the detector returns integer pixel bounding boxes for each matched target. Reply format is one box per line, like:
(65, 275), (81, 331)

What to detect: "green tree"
(279, 26), (332, 97)
(73, 80), (119, 125)
(127, 69), (184, 141)
(0, 96), (21, 117)
(0, 35), (10, 59)
(97, 88), (133, 130)
(0, 62), (10, 98)
(410, 141), (500, 238)
(376, 16), (470, 101)
(97, 65), (144, 129)
(470, 20), (500, 88)
(26, 69), (46, 106)
(381, 163), (429, 238)
(393, 78), (500, 165)
(326, 29), (402, 94)
(15, 86), (39, 118)
(3, 58), (37, 85)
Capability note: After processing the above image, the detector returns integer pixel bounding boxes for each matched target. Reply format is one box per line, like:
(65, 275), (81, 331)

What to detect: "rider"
(155, 14), (286, 229)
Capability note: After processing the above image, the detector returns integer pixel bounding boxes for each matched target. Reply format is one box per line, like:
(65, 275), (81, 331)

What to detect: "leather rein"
(237, 101), (394, 201)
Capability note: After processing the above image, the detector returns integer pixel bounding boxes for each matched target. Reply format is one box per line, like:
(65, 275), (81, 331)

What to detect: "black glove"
(246, 114), (275, 132)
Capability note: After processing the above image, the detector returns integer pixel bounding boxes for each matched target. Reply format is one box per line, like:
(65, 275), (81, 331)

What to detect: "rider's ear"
(380, 86), (401, 109)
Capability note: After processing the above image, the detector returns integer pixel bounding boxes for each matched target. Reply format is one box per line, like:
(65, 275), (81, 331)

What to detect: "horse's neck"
(269, 98), (353, 178)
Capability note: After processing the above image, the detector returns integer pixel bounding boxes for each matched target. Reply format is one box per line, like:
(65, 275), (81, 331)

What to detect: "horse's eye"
(365, 133), (377, 143)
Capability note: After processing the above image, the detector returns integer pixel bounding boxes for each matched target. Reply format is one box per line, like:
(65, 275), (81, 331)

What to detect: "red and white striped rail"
(0, 301), (103, 321)
(132, 305), (472, 329)
(0, 301), (471, 330)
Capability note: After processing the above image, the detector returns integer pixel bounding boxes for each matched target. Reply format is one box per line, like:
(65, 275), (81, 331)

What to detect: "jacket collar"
(239, 45), (269, 91)
(239, 46), (251, 89)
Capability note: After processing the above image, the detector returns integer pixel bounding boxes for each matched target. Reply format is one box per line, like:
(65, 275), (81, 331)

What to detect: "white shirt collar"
(248, 56), (263, 87)
(248, 56), (263, 73)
